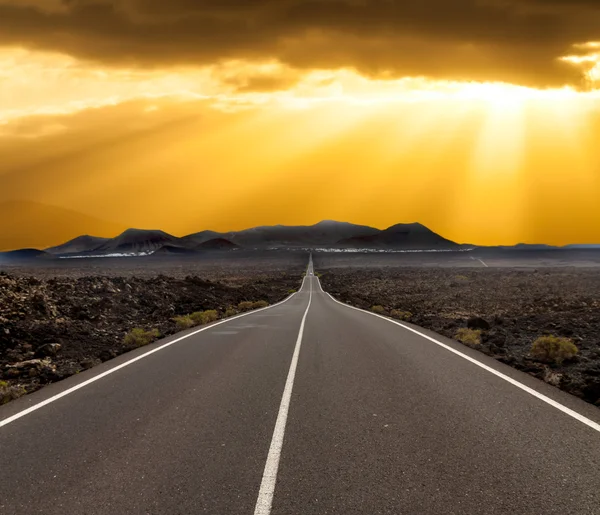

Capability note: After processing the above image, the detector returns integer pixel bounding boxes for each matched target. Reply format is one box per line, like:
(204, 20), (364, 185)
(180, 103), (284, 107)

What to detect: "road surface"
(1, 258), (600, 514)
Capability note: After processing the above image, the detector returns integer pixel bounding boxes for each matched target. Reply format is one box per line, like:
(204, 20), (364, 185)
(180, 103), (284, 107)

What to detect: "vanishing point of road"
(2, 257), (600, 514)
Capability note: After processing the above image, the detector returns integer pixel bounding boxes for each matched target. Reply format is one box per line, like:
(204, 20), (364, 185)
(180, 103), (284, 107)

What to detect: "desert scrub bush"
(191, 310), (219, 325)
(288, 289), (297, 294)
(252, 300), (269, 309)
(204, 310), (219, 322)
(173, 315), (195, 330)
(391, 310), (413, 321)
(455, 328), (482, 346)
(238, 301), (254, 311)
(225, 307), (238, 317)
(124, 328), (161, 347)
(190, 312), (203, 325)
(371, 305), (387, 315)
(0, 380), (26, 405)
(531, 336), (578, 365)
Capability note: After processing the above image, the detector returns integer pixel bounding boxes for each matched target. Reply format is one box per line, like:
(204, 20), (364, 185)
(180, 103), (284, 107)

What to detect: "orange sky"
(1, 1), (600, 248)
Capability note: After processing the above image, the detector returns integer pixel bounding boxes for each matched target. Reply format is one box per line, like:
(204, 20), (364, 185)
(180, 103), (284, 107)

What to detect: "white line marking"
(254, 266), (313, 515)
(470, 256), (489, 267)
(0, 274), (309, 429)
(316, 277), (600, 434)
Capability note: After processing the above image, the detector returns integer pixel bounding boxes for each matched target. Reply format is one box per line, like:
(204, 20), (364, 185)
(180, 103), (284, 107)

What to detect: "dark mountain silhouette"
(16, 220), (600, 257)
(179, 230), (223, 247)
(510, 243), (557, 250)
(46, 235), (110, 255)
(0, 248), (49, 261)
(479, 243), (563, 250)
(7, 221), (462, 256)
(152, 245), (198, 256)
(219, 220), (379, 248)
(338, 223), (458, 250)
(197, 238), (239, 251)
(93, 229), (182, 254)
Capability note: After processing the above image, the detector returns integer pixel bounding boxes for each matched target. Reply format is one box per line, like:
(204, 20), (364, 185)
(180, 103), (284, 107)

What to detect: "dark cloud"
(224, 74), (302, 93)
(0, 0), (599, 87)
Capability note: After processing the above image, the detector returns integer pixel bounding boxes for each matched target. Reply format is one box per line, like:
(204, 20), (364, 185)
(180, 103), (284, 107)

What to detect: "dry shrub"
(173, 315), (195, 330)
(391, 310), (412, 321)
(455, 328), (482, 346)
(371, 305), (387, 315)
(124, 328), (161, 347)
(238, 301), (254, 311)
(531, 336), (578, 365)
(0, 380), (26, 405)
(190, 310), (219, 325)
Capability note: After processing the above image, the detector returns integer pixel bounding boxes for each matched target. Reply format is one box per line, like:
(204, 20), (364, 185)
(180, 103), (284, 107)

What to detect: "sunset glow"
(1, 0), (600, 249)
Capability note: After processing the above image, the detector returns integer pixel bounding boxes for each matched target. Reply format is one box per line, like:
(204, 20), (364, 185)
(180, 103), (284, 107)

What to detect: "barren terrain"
(3, 249), (600, 408)
(316, 260), (600, 406)
(0, 252), (306, 403)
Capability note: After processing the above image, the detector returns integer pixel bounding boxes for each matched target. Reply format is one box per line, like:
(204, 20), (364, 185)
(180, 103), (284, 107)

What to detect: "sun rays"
(0, 45), (599, 245)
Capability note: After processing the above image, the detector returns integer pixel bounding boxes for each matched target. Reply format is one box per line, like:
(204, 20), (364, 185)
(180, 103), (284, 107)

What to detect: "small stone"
(467, 317), (491, 331)
(35, 343), (62, 358)
(5, 368), (21, 378)
(543, 367), (563, 387)
(80, 359), (95, 370)
(98, 349), (118, 362)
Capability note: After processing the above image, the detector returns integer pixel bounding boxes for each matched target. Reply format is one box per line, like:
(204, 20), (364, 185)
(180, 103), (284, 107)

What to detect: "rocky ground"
(0, 258), (305, 404)
(318, 267), (600, 406)
(1, 251), (308, 279)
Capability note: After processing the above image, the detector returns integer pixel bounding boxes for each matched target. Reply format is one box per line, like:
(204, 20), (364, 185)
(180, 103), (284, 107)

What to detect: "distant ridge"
(93, 229), (182, 254)
(180, 231), (223, 247)
(0, 248), (49, 261)
(6, 220), (600, 260)
(46, 235), (110, 255)
(217, 220), (380, 248)
(197, 238), (239, 250)
(338, 223), (458, 250)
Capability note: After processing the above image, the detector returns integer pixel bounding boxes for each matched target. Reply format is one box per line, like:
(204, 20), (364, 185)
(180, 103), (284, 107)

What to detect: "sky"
(1, 0), (600, 249)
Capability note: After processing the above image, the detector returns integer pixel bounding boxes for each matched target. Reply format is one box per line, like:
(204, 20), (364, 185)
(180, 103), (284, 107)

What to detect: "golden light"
(560, 41), (600, 89)
(2, 46), (598, 127)
(1, 45), (600, 246)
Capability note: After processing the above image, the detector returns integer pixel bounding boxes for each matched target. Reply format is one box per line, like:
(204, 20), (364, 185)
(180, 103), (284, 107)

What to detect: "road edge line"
(0, 274), (309, 429)
(253, 271), (313, 515)
(316, 277), (600, 434)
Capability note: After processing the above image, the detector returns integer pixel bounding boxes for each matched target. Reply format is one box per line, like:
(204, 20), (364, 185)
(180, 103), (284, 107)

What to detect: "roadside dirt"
(0, 261), (304, 403)
(318, 267), (600, 406)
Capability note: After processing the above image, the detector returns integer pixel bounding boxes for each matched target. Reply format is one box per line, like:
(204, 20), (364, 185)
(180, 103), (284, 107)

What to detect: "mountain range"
(5, 221), (459, 259)
(2, 218), (599, 261)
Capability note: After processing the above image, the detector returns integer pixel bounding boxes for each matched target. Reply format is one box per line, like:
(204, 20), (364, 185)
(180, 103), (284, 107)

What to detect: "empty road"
(1, 258), (600, 514)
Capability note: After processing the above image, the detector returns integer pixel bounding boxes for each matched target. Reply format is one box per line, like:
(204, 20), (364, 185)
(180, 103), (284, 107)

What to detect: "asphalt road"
(2, 258), (600, 514)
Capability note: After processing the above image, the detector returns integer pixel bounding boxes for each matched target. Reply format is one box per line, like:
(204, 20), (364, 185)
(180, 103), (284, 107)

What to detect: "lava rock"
(467, 317), (491, 331)
(35, 343), (62, 358)
(80, 359), (95, 370)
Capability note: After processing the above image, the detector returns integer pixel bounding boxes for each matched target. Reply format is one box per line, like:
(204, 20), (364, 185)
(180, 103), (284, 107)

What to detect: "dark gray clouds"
(1, 0), (599, 87)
